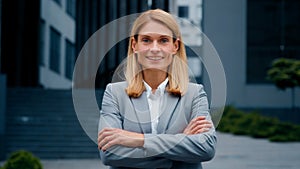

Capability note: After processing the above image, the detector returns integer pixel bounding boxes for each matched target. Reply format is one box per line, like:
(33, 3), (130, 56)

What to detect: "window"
(65, 40), (75, 80)
(66, 0), (76, 18)
(52, 0), (62, 6)
(178, 6), (189, 18)
(247, 0), (300, 84)
(49, 27), (61, 73)
(39, 20), (45, 66)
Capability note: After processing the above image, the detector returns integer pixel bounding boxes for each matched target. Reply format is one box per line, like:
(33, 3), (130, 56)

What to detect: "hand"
(183, 116), (213, 135)
(98, 128), (144, 151)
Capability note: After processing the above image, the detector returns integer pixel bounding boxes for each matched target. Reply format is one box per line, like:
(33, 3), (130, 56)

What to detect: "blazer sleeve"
(99, 83), (173, 168)
(143, 84), (217, 163)
(99, 83), (216, 166)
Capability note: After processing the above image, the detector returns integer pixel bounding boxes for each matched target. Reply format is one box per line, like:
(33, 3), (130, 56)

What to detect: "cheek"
(136, 54), (144, 64)
(165, 55), (173, 65)
(135, 44), (148, 51)
(164, 45), (177, 54)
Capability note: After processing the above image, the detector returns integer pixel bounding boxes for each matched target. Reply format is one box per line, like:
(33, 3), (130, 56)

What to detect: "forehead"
(138, 21), (173, 37)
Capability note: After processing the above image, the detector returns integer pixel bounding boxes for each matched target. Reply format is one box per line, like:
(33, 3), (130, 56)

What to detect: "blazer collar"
(130, 92), (151, 134)
(143, 78), (169, 98)
(157, 93), (180, 133)
(130, 90), (180, 134)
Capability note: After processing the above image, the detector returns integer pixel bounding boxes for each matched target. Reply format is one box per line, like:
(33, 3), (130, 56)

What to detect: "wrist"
(135, 133), (145, 147)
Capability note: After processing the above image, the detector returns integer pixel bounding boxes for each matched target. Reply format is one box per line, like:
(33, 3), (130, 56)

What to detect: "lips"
(145, 56), (165, 61)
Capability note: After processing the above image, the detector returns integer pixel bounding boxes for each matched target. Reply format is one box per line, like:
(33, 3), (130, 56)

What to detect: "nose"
(150, 40), (160, 52)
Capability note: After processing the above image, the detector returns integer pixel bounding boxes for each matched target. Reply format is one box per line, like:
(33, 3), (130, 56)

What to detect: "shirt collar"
(143, 78), (169, 97)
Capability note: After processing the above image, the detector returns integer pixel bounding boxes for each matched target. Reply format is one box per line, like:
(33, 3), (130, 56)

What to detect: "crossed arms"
(97, 83), (217, 168)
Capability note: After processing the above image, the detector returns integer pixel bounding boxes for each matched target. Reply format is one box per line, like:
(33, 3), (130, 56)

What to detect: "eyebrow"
(139, 34), (173, 38)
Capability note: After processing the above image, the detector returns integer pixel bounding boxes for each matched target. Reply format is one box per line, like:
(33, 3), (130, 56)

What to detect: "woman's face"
(132, 21), (179, 72)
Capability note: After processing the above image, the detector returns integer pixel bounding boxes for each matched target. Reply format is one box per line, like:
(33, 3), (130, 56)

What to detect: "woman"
(98, 9), (216, 169)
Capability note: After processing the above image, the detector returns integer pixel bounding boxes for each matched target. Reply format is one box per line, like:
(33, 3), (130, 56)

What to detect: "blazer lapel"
(130, 92), (151, 134)
(157, 93), (180, 133)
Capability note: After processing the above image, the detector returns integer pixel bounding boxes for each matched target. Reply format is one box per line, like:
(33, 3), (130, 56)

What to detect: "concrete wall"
(39, 0), (75, 89)
(202, 0), (299, 108)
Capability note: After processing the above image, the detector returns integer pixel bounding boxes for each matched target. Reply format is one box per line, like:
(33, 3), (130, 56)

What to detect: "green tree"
(267, 58), (300, 109)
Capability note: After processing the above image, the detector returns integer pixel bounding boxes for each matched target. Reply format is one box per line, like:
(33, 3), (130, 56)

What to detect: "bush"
(269, 123), (300, 142)
(217, 106), (300, 142)
(217, 106), (245, 133)
(3, 150), (43, 169)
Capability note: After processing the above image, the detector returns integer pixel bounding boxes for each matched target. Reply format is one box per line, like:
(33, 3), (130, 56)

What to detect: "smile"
(145, 56), (164, 61)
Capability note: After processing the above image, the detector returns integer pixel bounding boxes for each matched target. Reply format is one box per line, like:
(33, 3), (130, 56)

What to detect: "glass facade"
(49, 27), (61, 73)
(65, 40), (75, 80)
(66, 0), (76, 18)
(178, 6), (189, 18)
(52, 0), (61, 6)
(247, 0), (300, 84)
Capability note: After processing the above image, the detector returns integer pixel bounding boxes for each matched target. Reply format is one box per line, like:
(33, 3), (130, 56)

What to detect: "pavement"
(2, 132), (300, 169)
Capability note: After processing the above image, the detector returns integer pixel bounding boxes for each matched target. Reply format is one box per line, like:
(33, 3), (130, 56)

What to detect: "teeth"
(146, 56), (163, 60)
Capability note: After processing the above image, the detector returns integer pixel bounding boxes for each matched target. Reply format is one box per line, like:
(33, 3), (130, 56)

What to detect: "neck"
(143, 69), (167, 89)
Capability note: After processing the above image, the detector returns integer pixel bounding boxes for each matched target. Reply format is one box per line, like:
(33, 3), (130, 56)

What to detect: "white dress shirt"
(143, 78), (169, 134)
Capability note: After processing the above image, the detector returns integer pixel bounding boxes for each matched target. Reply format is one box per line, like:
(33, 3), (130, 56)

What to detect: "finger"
(190, 123), (212, 134)
(98, 131), (110, 143)
(99, 134), (116, 150)
(189, 121), (205, 131)
(189, 116), (205, 125)
(193, 116), (206, 121)
(98, 128), (119, 141)
(195, 128), (210, 134)
(189, 127), (209, 135)
(98, 136), (108, 149)
(184, 120), (194, 131)
(184, 116), (207, 134)
(98, 127), (114, 137)
(185, 117), (205, 131)
(189, 125), (203, 135)
(98, 128), (109, 142)
(189, 119), (210, 131)
(101, 138), (118, 151)
(190, 116), (205, 124)
(190, 116), (206, 125)
(98, 129), (117, 148)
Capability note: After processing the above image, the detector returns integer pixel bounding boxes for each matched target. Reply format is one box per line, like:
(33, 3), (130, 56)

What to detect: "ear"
(172, 39), (179, 54)
(131, 37), (137, 53)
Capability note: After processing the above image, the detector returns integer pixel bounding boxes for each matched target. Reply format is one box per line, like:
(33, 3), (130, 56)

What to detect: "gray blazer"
(99, 81), (217, 169)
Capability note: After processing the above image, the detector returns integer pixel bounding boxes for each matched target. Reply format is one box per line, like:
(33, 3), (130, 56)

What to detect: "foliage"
(267, 58), (300, 90)
(217, 106), (300, 142)
(2, 150), (43, 169)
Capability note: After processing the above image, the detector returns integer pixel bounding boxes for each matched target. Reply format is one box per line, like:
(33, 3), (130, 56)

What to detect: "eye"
(141, 38), (151, 43)
(159, 38), (169, 43)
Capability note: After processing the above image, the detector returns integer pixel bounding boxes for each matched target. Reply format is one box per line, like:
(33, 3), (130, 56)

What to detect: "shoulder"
(183, 82), (207, 98)
(104, 81), (128, 95)
(106, 81), (128, 89)
(187, 82), (205, 92)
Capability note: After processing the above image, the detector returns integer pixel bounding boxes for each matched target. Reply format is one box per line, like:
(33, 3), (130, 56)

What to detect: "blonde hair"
(125, 9), (189, 98)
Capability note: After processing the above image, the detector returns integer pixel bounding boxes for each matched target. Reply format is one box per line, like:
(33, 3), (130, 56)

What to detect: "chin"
(143, 67), (168, 72)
